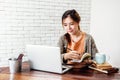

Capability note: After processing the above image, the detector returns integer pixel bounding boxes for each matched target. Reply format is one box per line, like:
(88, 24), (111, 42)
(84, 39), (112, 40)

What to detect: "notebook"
(26, 45), (72, 74)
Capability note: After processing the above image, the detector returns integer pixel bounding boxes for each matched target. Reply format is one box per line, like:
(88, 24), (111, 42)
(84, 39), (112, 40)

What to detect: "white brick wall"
(0, 0), (91, 66)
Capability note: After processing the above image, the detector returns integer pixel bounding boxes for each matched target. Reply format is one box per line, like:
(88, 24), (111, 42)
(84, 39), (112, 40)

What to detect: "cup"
(95, 53), (109, 64)
(8, 58), (22, 74)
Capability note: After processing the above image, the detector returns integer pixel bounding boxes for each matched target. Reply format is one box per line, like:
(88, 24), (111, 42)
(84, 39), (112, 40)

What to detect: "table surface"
(0, 62), (120, 80)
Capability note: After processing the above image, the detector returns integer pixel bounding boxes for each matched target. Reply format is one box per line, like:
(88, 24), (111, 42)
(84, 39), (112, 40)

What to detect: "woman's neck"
(70, 30), (82, 43)
(70, 30), (81, 38)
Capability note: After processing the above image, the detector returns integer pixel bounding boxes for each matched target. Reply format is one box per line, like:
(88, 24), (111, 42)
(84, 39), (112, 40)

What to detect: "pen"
(88, 66), (108, 74)
(66, 47), (73, 51)
(64, 46), (72, 51)
(64, 46), (80, 56)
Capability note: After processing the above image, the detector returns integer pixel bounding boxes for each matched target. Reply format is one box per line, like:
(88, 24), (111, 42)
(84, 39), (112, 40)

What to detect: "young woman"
(58, 9), (98, 68)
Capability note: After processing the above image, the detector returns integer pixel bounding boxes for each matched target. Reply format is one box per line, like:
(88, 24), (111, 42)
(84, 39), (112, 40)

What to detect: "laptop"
(26, 45), (72, 74)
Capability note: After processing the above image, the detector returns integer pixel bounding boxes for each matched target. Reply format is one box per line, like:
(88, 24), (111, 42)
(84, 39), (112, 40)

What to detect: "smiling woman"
(58, 9), (98, 68)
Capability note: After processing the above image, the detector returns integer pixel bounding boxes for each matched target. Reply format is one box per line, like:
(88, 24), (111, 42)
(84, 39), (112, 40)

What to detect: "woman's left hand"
(83, 59), (96, 67)
(71, 59), (96, 68)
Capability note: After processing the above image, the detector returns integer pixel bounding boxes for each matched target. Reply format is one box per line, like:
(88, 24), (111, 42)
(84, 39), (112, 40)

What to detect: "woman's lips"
(68, 30), (73, 33)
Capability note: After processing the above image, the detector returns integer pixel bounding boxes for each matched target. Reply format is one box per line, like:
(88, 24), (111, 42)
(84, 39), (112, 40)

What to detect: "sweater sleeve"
(57, 35), (67, 64)
(85, 34), (98, 60)
(91, 36), (99, 59)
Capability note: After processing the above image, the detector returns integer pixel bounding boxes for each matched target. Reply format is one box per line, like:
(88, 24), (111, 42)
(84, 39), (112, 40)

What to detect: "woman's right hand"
(64, 51), (80, 60)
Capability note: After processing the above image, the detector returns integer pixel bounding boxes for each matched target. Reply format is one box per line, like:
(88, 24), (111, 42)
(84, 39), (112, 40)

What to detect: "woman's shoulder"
(58, 33), (68, 46)
(59, 33), (69, 40)
(85, 33), (92, 37)
(59, 33), (66, 39)
(85, 32), (94, 40)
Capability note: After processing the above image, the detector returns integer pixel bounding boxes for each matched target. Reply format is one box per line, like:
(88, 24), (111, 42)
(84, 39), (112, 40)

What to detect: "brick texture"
(0, 0), (91, 66)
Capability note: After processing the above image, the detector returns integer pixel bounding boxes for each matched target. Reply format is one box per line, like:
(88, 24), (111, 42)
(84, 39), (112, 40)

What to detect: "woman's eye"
(70, 23), (74, 25)
(64, 24), (67, 27)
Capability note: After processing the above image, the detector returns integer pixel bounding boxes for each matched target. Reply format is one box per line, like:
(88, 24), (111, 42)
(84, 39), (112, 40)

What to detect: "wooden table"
(0, 62), (120, 80)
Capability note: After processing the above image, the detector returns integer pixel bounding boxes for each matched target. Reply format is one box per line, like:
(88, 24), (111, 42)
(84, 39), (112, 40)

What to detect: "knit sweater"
(57, 33), (98, 64)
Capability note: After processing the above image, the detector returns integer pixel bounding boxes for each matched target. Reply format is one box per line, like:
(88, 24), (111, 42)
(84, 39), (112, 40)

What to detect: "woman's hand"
(83, 59), (97, 67)
(64, 51), (80, 60)
(72, 59), (97, 68)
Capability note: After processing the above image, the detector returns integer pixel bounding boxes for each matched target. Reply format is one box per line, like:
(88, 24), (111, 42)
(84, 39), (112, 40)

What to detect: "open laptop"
(26, 45), (72, 74)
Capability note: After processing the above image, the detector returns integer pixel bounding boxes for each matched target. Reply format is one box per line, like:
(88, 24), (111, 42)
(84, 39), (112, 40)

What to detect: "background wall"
(91, 0), (120, 67)
(0, 0), (91, 66)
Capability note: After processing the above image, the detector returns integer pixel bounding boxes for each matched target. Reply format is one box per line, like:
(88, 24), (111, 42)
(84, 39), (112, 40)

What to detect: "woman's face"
(62, 16), (79, 35)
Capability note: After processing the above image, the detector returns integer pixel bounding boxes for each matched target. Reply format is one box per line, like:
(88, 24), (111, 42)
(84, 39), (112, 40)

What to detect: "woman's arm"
(91, 36), (98, 59)
(85, 34), (98, 60)
(57, 35), (68, 64)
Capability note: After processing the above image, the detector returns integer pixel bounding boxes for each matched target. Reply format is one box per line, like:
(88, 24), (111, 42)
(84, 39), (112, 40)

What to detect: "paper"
(71, 53), (91, 63)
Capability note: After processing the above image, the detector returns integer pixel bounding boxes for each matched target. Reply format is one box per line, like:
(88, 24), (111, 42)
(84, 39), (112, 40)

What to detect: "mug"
(8, 58), (22, 74)
(95, 53), (109, 64)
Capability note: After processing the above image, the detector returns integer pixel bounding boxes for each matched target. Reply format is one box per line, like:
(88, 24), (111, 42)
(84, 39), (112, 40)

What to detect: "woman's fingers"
(83, 59), (97, 67)
(70, 52), (80, 59)
(71, 55), (79, 59)
(64, 51), (80, 60)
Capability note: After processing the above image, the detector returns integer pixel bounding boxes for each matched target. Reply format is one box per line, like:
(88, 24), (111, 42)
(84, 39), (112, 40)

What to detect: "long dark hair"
(62, 9), (81, 29)
(62, 9), (81, 43)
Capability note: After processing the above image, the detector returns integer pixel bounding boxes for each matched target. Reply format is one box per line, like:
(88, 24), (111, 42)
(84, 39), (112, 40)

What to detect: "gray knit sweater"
(57, 33), (98, 64)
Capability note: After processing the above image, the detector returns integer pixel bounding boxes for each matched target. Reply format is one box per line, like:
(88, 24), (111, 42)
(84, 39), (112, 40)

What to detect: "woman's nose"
(67, 25), (71, 29)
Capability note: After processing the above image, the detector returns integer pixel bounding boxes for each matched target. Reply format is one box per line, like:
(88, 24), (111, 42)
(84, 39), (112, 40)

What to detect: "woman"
(58, 9), (98, 68)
